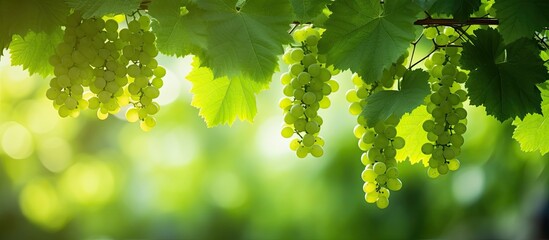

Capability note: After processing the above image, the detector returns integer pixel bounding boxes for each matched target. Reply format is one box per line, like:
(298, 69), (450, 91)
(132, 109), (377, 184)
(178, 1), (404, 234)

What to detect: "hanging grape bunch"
(279, 25), (339, 158)
(347, 55), (408, 209)
(46, 11), (165, 131)
(421, 26), (469, 178)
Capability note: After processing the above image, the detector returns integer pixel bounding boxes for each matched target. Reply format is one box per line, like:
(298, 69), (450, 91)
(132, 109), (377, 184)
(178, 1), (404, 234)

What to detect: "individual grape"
(387, 178), (402, 191)
(373, 162), (387, 175)
(310, 144), (324, 157)
(376, 196), (389, 209)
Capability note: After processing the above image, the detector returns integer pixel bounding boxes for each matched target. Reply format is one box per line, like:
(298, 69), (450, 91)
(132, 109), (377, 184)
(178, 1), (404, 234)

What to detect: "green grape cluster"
(279, 26), (339, 158)
(422, 27), (469, 178)
(348, 72), (406, 209)
(359, 118), (405, 209)
(119, 15), (164, 131)
(46, 12), (165, 131)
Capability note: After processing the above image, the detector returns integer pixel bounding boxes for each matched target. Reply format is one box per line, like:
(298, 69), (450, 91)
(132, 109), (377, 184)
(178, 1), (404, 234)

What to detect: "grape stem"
(139, 0), (151, 10)
(534, 32), (549, 50)
(414, 17), (499, 26)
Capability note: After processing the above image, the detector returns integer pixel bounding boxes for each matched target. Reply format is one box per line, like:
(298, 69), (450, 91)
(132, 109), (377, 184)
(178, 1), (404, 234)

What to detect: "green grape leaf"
(0, 0), (68, 53)
(512, 85), (549, 155)
(290, 0), (331, 23)
(494, 0), (549, 43)
(461, 28), (548, 122)
(428, 0), (481, 22)
(65, 0), (141, 18)
(396, 105), (431, 166)
(197, 0), (293, 82)
(318, 0), (421, 83)
(9, 30), (63, 77)
(362, 69), (430, 127)
(186, 58), (268, 127)
(148, 0), (206, 57)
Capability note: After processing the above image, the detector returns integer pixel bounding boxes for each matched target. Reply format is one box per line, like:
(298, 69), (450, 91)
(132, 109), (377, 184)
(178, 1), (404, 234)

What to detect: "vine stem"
(140, 0), (151, 10)
(414, 17), (499, 26)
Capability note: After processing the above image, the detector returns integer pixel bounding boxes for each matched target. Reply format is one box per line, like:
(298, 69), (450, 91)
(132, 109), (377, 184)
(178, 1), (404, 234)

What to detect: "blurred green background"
(0, 51), (548, 240)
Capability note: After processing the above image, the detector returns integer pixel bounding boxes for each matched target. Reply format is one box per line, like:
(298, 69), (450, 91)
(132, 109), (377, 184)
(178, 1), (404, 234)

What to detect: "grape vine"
(2, 0), (549, 211)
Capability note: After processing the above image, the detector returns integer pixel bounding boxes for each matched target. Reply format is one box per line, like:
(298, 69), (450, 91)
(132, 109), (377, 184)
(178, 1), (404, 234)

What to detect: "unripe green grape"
(437, 164), (449, 175)
(373, 162), (387, 175)
(446, 113), (459, 125)
(290, 48), (304, 61)
(384, 126), (397, 138)
(296, 146), (309, 158)
(281, 126), (294, 138)
(354, 125), (366, 139)
(306, 35), (319, 46)
(373, 135), (389, 148)
(279, 98), (292, 109)
(392, 137), (405, 149)
(443, 147), (456, 159)
(304, 108), (317, 118)
(376, 196), (389, 209)
(422, 143), (434, 154)
(430, 52), (446, 65)
(319, 68), (331, 82)
(289, 104), (304, 116)
(97, 109), (109, 120)
(305, 121), (320, 134)
(297, 72), (311, 85)
(363, 182), (377, 193)
(301, 54), (316, 67)
(310, 144), (324, 157)
(362, 168), (377, 182)
(302, 133), (315, 147)
(293, 118), (306, 132)
(455, 71), (468, 83)
(327, 79), (339, 92)
(290, 139), (300, 151)
(386, 167), (399, 178)
(448, 159), (460, 171)
(447, 94), (461, 105)
(455, 107), (467, 119)
(345, 89), (360, 102)
(427, 167), (440, 178)
(435, 34), (450, 45)
(422, 120), (435, 132)
(443, 27), (455, 36)
(378, 187), (390, 198)
(308, 64), (321, 77)
(365, 191), (378, 203)
(423, 27), (438, 39)
(319, 97), (331, 109)
(450, 134), (464, 147)
(361, 152), (373, 165)
(454, 123), (467, 134)
(387, 178), (402, 191)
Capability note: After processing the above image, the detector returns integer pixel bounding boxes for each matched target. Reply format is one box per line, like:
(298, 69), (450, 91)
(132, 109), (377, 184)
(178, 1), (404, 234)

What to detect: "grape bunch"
(359, 118), (405, 209)
(279, 26), (339, 158)
(348, 69), (406, 209)
(46, 12), (165, 131)
(421, 27), (469, 178)
(119, 15), (164, 131)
